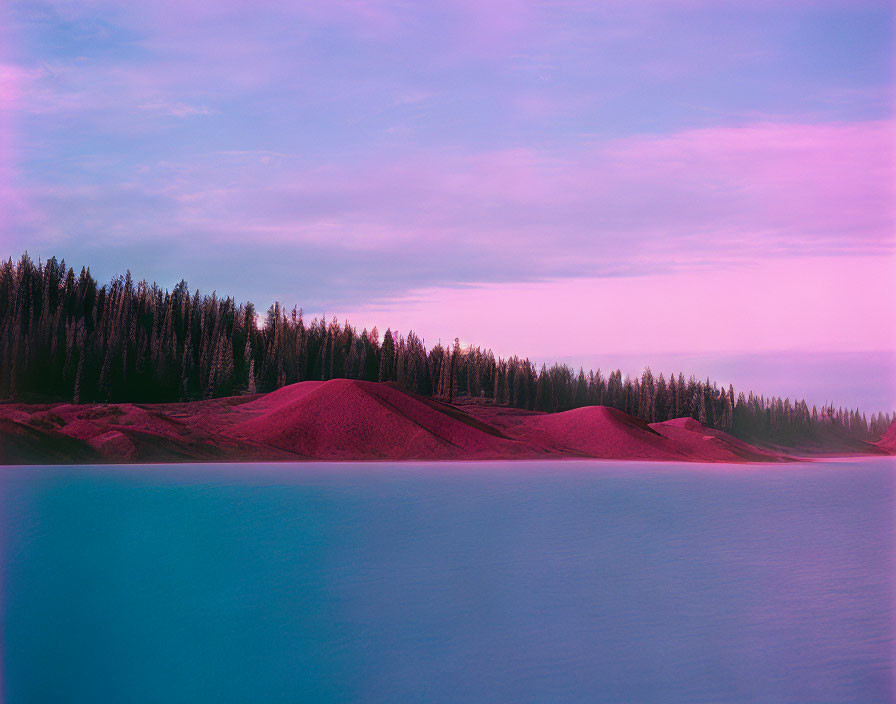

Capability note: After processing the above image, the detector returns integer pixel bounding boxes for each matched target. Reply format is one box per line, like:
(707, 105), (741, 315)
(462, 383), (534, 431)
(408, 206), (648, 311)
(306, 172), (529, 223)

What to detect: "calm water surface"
(2, 459), (894, 703)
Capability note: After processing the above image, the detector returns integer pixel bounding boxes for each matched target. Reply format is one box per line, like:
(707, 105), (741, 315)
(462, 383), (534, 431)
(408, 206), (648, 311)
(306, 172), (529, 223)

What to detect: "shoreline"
(2, 380), (890, 466)
(4, 455), (893, 470)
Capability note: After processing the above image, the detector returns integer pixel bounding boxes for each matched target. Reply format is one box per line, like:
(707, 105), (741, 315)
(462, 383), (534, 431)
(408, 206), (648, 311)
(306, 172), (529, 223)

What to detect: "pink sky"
(1, 0), (894, 409)
(337, 256), (896, 358)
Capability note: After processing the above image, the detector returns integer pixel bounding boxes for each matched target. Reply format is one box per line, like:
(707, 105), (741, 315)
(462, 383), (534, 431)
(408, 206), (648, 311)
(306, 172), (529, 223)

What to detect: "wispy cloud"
(137, 101), (212, 118)
(336, 255), (896, 357)
(2, 0), (893, 319)
(5, 119), (893, 312)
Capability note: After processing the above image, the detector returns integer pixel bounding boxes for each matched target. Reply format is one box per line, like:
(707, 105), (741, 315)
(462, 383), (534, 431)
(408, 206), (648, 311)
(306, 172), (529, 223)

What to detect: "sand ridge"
(2, 379), (801, 464)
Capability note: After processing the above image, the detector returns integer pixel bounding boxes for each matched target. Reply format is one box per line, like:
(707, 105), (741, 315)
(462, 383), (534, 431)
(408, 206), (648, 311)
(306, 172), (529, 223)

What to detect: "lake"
(1, 459), (894, 703)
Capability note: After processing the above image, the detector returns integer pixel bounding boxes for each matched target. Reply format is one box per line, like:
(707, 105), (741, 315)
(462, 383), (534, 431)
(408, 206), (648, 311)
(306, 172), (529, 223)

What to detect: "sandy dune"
(875, 421), (896, 453)
(2, 379), (798, 464)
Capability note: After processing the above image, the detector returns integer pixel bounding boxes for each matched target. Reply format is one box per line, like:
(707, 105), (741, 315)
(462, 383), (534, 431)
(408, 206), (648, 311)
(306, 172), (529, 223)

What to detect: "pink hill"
(650, 417), (784, 462)
(0, 382), (801, 464)
(875, 421), (896, 453)
(0, 417), (100, 464)
(236, 381), (326, 411)
(226, 379), (539, 460)
(0, 399), (293, 464)
(508, 406), (686, 460)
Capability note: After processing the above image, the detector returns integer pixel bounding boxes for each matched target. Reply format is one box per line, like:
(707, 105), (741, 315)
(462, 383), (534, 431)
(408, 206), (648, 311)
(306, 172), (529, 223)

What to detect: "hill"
(875, 421), (896, 453)
(649, 417), (786, 462)
(1, 380), (799, 464)
(226, 379), (539, 460)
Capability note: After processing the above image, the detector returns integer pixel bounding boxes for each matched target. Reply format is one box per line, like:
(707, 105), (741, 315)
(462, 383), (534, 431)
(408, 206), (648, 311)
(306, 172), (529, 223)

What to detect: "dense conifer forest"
(1, 254), (891, 446)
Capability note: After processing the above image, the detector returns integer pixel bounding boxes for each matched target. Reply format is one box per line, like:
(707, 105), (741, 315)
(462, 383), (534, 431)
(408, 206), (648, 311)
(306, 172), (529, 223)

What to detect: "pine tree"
(535, 364), (548, 411)
(247, 359), (257, 395)
(379, 329), (395, 383)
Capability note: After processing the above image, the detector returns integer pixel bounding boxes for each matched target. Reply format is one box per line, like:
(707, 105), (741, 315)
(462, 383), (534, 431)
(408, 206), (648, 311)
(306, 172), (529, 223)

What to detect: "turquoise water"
(2, 459), (894, 703)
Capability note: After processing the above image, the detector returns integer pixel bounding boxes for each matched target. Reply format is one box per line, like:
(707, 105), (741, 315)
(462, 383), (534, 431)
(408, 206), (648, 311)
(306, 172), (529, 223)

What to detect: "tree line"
(1, 254), (891, 445)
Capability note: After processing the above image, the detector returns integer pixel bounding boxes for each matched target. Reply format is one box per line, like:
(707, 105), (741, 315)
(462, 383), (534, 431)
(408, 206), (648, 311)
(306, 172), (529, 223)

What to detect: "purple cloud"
(2, 0), (893, 339)
(18, 119), (890, 253)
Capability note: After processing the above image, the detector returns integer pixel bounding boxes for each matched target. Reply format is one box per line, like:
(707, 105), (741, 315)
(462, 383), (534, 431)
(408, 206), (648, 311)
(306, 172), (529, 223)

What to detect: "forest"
(1, 254), (891, 447)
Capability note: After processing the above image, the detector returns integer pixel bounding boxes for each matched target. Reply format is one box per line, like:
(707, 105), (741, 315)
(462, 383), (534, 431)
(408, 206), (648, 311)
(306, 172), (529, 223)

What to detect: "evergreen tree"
(378, 329), (395, 383)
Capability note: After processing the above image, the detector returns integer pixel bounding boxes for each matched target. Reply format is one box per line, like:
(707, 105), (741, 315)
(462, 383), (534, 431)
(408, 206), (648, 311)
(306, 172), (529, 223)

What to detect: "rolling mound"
(226, 379), (539, 460)
(0, 400), (297, 464)
(875, 421), (896, 453)
(0, 417), (102, 464)
(236, 381), (326, 412)
(650, 417), (785, 462)
(508, 406), (686, 460)
(0, 383), (804, 464)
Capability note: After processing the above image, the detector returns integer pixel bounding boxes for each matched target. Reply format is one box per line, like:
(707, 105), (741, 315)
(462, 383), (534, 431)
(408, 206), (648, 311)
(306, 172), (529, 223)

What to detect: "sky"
(1, 0), (894, 410)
